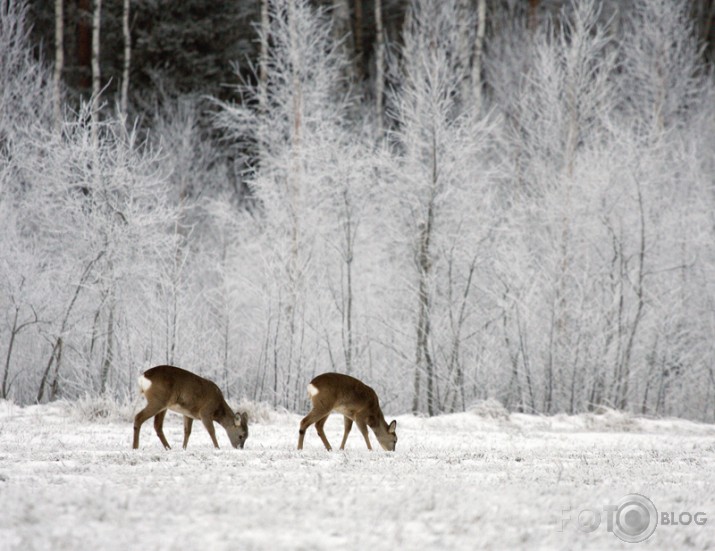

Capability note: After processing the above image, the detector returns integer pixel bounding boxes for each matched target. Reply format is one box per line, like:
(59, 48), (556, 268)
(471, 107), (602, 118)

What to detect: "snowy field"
(1, 399), (714, 551)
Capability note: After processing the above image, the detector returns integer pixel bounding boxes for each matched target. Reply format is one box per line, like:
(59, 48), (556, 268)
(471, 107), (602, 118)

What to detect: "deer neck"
(368, 411), (388, 432)
(215, 400), (234, 425)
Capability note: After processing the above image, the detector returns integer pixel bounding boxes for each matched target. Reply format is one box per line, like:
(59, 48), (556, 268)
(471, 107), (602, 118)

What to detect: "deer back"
(141, 365), (231, 421)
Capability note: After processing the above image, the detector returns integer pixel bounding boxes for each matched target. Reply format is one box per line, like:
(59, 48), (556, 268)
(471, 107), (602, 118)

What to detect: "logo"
(608, 494), (658, 543)
(560, 493), (707, 543)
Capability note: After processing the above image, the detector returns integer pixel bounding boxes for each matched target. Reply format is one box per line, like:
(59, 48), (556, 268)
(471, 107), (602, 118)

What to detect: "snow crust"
(1, 400), (714, 550)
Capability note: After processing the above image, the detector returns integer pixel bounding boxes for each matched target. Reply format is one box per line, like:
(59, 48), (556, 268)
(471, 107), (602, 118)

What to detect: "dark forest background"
(25, 0), (715, 201)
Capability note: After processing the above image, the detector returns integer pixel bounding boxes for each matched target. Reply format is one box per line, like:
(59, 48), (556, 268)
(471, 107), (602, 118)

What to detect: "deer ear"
(388, 420), (397, 433)
(240, 411), (249, 425)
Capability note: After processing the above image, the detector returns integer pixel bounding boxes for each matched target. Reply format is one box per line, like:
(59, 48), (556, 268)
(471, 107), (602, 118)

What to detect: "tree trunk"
(503, 307), (523, 412)
(618, 178), (647, 410)
(120, 0), (130, 119)
(285, 0), (303, 392)
(77, 0), (92, 90)
(456, 0), (471, 106)
(353, 0), (363, 81)
(91, 0), (102, 149)
(528, 0), (540, 32)
(288, 0), (302, 286)
(446, 254), (477, 413)
(259, 0), (270, 116)
(516, 304), (536, 412)
(332, 0), (353, 50)
(37, 338), (60, 403)
(2, 301), (39, 399)
(2, 308), (20, 399)
(36, 250), (104, 402)
(415, 128), (438, 416)
(342, 189), (355, 374)
(374, 0), (385, 138)
(49, 338), (64, 400)
(99, 296), (115, 394)
(53, 0), (64, 131)
(472, 0), (486, 113)
(256, 0), (271, 175)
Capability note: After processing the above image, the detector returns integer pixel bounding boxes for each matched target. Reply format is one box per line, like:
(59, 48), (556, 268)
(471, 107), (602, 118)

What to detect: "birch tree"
(120, 0), (130, 119)
(374, 0), (385, 138)
(215, 0), (354, 407)
(91, 0), (102, 148)
(53, 0), (63, 131)
(390, 0), (496, 415)
(10, 104), (179, 401)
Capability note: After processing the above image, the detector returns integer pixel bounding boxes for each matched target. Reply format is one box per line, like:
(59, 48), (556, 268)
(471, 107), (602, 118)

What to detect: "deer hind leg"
(182, 416), (194, 449)
(339, 416), (353, 450)
(133, 402), (167, 449)
(355, 420), (373, 451)
(200, 414), (220, 449)
(153, 409), (171, 450)
(298, 408), (331, 450)
(314, 414), (333, 451)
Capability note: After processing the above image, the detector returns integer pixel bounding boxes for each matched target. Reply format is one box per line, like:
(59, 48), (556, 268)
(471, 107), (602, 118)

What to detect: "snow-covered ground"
(1, 399), (714, 550)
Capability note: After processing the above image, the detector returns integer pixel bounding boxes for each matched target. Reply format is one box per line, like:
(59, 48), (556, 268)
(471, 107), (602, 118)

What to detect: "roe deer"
(132, 365), (248, 450)
(297, 372), (397, 451)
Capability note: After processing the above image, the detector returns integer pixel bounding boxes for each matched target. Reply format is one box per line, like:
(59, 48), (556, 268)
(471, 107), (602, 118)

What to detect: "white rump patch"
(307, 384), (319, 397)
(138, 374), (152, 393)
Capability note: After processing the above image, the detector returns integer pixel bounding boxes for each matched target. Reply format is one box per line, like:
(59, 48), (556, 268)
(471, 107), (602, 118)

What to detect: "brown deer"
(297, 372), (397, 451)
(132, 365), (248, 450)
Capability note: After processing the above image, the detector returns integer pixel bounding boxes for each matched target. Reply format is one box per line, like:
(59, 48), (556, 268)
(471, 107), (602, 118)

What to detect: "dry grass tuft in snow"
(235, 399), (294, 424)
(468, 398), (511, 421)
(64, 395), (138, 423)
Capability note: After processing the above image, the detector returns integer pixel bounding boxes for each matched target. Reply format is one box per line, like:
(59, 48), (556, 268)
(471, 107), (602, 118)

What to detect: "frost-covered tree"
(11, 110), (179, 401)
(604, 0), (715, 414)
(215, 0), (367, 407)
(1, 4), (182, 402)
(3, 0), (715, 423)
(486, 0), (620, 413)
(0, 0), (55, 400)
(618, 0), (706, 134)
(386, 0), (499, 415)
(483, 0), (715, 417)
(0, 1), (54, 149)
